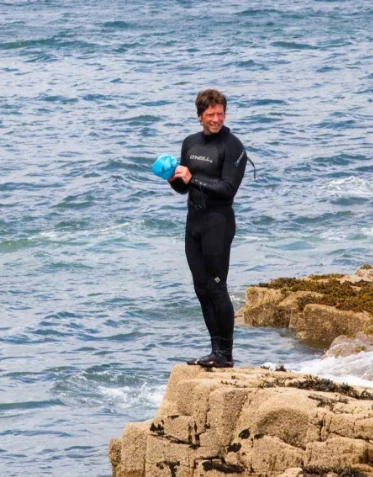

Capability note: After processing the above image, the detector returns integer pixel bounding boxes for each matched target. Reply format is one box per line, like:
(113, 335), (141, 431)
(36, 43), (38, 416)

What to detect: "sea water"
(1, 1), (373, 475)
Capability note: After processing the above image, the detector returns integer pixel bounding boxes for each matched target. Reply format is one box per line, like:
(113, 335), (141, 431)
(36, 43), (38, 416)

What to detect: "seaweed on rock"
(258, 275), (373, 314)
(258, 375), (373, 400)
(303, 465), (367, 477)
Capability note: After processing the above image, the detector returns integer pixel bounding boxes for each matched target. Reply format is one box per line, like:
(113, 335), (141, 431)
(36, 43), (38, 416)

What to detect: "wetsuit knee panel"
(206, 276), (227, 296)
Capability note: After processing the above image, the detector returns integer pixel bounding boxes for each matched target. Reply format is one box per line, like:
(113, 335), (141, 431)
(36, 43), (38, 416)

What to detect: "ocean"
(1, 0), (373, 475)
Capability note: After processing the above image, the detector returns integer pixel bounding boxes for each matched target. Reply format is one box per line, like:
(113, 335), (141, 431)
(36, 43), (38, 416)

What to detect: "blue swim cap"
(152, 154), (178, 180)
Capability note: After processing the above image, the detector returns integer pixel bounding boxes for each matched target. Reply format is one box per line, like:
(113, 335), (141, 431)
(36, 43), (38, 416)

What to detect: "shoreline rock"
(325, 332), (373, 360)
(237, 265), (373, 347)
(109, 364), (373, 477)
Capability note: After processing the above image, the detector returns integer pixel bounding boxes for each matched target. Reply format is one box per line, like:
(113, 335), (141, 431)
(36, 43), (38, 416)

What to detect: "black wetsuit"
(170, 125), (247, 355)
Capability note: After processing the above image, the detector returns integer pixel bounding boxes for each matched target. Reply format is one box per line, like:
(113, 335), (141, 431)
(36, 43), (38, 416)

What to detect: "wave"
(0, 37), (99, 51)
(52, 369), (165, 412)
(326, 176), (373, 198)
(101, 20), (131, 30)
(290, 351), (373, 388)
(271, 41), (319, 50)
(0, 398), (64, 411)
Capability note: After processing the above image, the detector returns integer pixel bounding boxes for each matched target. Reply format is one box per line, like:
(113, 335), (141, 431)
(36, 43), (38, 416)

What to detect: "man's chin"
(209, 125), (223, 134)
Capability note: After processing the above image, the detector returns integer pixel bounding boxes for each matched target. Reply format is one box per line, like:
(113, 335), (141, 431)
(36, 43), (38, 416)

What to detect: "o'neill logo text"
(190, 155), (213, 163)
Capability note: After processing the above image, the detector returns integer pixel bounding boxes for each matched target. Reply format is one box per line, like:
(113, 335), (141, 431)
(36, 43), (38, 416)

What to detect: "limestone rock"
(325, 332), (373, 359)
(341, 265), (373, 284)
(109, 364), (373, 477)
(237, 266), (373, 346)
(109, 438), (122, 477)
(243, 287), (289, 327)
(279, 291), (324, 329)
(277, 469), (303, 477)
(296, 305), (372, 344)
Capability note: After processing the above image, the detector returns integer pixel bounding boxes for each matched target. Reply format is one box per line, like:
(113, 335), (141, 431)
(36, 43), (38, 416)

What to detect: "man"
(169, 89), (248, 368)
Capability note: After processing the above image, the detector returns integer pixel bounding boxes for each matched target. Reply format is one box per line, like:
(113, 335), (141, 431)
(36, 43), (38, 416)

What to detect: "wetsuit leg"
(200, 207), (235, 341)
(185, 207), (236, 342)
(185, 211), (221, 338)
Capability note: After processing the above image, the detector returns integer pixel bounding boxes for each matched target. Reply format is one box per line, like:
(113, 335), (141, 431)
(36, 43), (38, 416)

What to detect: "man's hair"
(195, 89), (227, 116)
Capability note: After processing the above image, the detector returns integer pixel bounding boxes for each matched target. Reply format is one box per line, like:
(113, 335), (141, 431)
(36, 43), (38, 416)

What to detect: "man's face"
(198, 104), (225, 135)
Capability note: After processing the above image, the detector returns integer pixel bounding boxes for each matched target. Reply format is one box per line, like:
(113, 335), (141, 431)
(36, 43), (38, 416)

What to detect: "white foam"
(240, 235), (269, 242)
(361, 227), (373, 237)
(261, 362), (280, 371)
(326, 176), (373, 198)
(319, 224), (373, 242)
(319, 229), (346, 241)
(98, 382), (166, 409)
(286, 351), (373, 388)
(38, 221), (133, 241)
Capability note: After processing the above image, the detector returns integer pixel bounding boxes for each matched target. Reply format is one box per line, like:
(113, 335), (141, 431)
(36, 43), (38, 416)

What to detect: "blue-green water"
(1, 1), (373, 475)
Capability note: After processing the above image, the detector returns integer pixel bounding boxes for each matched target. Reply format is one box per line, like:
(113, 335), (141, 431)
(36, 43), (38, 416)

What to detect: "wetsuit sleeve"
(189, 137), (247, 200)
(169, 139), (189, 195)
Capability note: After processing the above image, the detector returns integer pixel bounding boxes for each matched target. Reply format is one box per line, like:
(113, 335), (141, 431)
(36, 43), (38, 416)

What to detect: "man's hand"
(169, 165), (192, 184)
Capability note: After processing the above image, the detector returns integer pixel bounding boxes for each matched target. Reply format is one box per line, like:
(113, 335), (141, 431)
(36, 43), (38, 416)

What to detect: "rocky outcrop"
(109, 364), (373, 477)
(238, 265), (373, 346)
(325, 332), (373, 359)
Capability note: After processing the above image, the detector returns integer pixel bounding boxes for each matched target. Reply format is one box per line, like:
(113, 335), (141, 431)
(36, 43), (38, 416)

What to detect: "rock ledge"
(109, 364), (373, 477)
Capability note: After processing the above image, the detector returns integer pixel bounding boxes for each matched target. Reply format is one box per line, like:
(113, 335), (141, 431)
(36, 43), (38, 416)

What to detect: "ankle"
(210, 336), (221, 353)
(220, 338), (233, 357)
